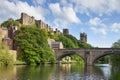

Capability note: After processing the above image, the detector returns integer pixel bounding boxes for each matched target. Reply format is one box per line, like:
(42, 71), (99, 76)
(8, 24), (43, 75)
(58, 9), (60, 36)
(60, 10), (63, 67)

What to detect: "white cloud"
(32, 0), (46, 5)
(111, 23), (120, 32)
(49, 3), (81, 28)
(0, 0), (48, 24)
(70, 0), (120, 16)
(89, 17), (107, 35)
(89, 17), (101, 26)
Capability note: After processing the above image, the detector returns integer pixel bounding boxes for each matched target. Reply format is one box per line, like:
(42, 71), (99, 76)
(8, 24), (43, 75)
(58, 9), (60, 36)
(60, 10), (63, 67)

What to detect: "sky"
(1, 0), (120, 48)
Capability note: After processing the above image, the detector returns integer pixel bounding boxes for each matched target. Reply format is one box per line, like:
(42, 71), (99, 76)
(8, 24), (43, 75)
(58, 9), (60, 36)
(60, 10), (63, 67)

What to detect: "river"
(0, 63), (120, 80)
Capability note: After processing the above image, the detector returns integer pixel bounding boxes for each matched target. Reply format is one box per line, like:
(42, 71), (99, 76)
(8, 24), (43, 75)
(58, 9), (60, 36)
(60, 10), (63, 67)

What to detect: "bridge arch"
(93, 51), (120, 64)
(55, 50), (85, 63)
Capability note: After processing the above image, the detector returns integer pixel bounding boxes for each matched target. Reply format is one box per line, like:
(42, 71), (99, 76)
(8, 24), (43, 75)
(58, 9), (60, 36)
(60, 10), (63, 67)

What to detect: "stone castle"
(17, 13), (61, 34)
(0, 13), (87, 50)
(0, 13), (63, 50)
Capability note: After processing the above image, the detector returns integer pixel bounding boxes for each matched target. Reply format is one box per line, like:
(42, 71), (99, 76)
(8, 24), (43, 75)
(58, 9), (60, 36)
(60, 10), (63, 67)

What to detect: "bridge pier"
(86, 60), (94, 66)
(85, 51), (94, 66)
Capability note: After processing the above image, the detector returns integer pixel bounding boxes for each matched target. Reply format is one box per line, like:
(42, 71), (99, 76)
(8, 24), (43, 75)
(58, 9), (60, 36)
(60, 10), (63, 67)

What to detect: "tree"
(111, 39), (120, 66)
(112, 40), (120, 48)
(0, 42), (14, 66)
(57, 34), (76, 48)
(1, 18), (20, 28)
(78, 41), (92, 48)
(14, 26), (55, 65)
(65, 35), (79, 48)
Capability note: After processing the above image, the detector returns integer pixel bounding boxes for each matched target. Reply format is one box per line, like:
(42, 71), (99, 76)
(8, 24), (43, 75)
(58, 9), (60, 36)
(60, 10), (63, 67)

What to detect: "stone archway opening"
(94, 55), (110, 65)
(94, 53), (120, 65)
(58, 53), (85, 64)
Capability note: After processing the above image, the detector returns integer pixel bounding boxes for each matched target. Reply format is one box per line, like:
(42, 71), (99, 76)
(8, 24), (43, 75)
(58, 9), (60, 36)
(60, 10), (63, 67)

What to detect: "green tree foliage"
(1, 18), (20, 28)
(78, 41), (92, 48)
(112, 40), (120, 48)
(0, 42), (14, 66)
(111, 39), (120, 66)
(65, 35), (79, 48)
(14, 27), (55, 65)
(57, 34), (76, 48)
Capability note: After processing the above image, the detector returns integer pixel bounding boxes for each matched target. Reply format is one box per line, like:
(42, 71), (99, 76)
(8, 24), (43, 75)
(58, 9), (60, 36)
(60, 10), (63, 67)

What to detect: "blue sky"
(1, 0), (120, 47)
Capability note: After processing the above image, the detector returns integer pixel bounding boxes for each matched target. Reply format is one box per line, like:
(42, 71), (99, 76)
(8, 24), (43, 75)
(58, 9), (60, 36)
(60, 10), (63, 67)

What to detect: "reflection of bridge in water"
(54, 48), (120, 65)
(55, 64), (107, 80)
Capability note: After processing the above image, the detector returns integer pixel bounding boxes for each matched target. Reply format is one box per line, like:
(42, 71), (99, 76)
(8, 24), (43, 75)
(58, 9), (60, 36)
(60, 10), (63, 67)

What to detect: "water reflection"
(0, 66), (17, 80)
(96, 64), (112, 80)
(0, 64), (119, 80)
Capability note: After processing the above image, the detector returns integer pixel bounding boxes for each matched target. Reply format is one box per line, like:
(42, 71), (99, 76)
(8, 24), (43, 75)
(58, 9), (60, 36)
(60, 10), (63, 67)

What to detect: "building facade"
(48, 38), (63, 49)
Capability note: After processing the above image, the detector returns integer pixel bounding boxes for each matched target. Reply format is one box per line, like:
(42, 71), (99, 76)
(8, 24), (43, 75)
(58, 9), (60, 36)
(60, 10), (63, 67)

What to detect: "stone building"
(51, 42), (63, 49)
(80, 32), (87, 43)
(18, 13), (35, 25)
(8, 26), (18, 39)
(17, 13), (56, 33)
(63, 29), (69, 35)
(48, 38), (63, 49)
(36, 20), (53, 32)
(0, 25), (18, 50)
(54, 28), (61, 35)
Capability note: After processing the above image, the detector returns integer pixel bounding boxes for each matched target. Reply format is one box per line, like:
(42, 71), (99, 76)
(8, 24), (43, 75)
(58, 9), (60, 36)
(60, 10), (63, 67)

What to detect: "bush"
(0, 42), (14, 66)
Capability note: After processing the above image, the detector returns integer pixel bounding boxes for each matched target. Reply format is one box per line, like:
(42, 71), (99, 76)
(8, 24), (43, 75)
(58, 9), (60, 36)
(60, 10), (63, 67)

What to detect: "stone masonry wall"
(21, 13), (35, 25)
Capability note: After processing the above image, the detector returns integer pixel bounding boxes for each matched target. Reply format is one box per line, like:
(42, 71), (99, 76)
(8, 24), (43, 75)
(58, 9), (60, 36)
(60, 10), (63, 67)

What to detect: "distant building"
(36, 20), (53, 32)
(19, 13), (35, 25)
(0, 25), (18, 50)
(17, 13), (60, 33)
(63, 29), (69, 35)
(80, 32), (87, 43)
(8, 26), (18, 39)
(48, 38), (63, 49)
(48, 38), (55, 48)
(51, 42), (63, 49)
(54, 28), (61, 35)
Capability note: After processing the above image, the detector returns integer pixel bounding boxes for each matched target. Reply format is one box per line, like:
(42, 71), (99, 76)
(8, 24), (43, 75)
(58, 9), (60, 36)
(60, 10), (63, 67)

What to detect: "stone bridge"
(54, 48), (120, 65)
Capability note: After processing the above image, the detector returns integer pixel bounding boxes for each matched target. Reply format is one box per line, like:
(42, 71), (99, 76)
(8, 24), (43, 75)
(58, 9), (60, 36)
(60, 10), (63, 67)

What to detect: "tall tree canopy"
(65, 35), (79, 48)
(1, 18), (20, 28)
(111, 39), (120, 66)
(0, 42), (14, 65)
(14, 26), (55, 65)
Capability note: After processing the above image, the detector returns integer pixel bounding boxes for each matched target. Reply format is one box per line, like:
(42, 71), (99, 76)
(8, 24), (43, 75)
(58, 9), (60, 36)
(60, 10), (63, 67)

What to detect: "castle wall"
(21, 13), (35, 25)
(36, 20), (54, 32)
(18, 13), (60, 34)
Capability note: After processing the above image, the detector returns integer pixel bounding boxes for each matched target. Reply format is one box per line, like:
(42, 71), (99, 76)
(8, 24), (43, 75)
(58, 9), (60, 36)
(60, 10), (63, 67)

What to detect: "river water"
(0, 63), (120, 80)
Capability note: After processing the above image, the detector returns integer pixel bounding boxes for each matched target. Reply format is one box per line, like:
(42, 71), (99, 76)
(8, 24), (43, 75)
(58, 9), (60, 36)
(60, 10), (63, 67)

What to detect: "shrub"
(0, 42), (14, 66)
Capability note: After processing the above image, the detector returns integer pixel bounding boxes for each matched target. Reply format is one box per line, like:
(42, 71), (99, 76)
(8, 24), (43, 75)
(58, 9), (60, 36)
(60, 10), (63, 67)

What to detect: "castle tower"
(63, 29), (69, 35)
(80, 32), (87, 43)
(21, 13), (35, 25)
